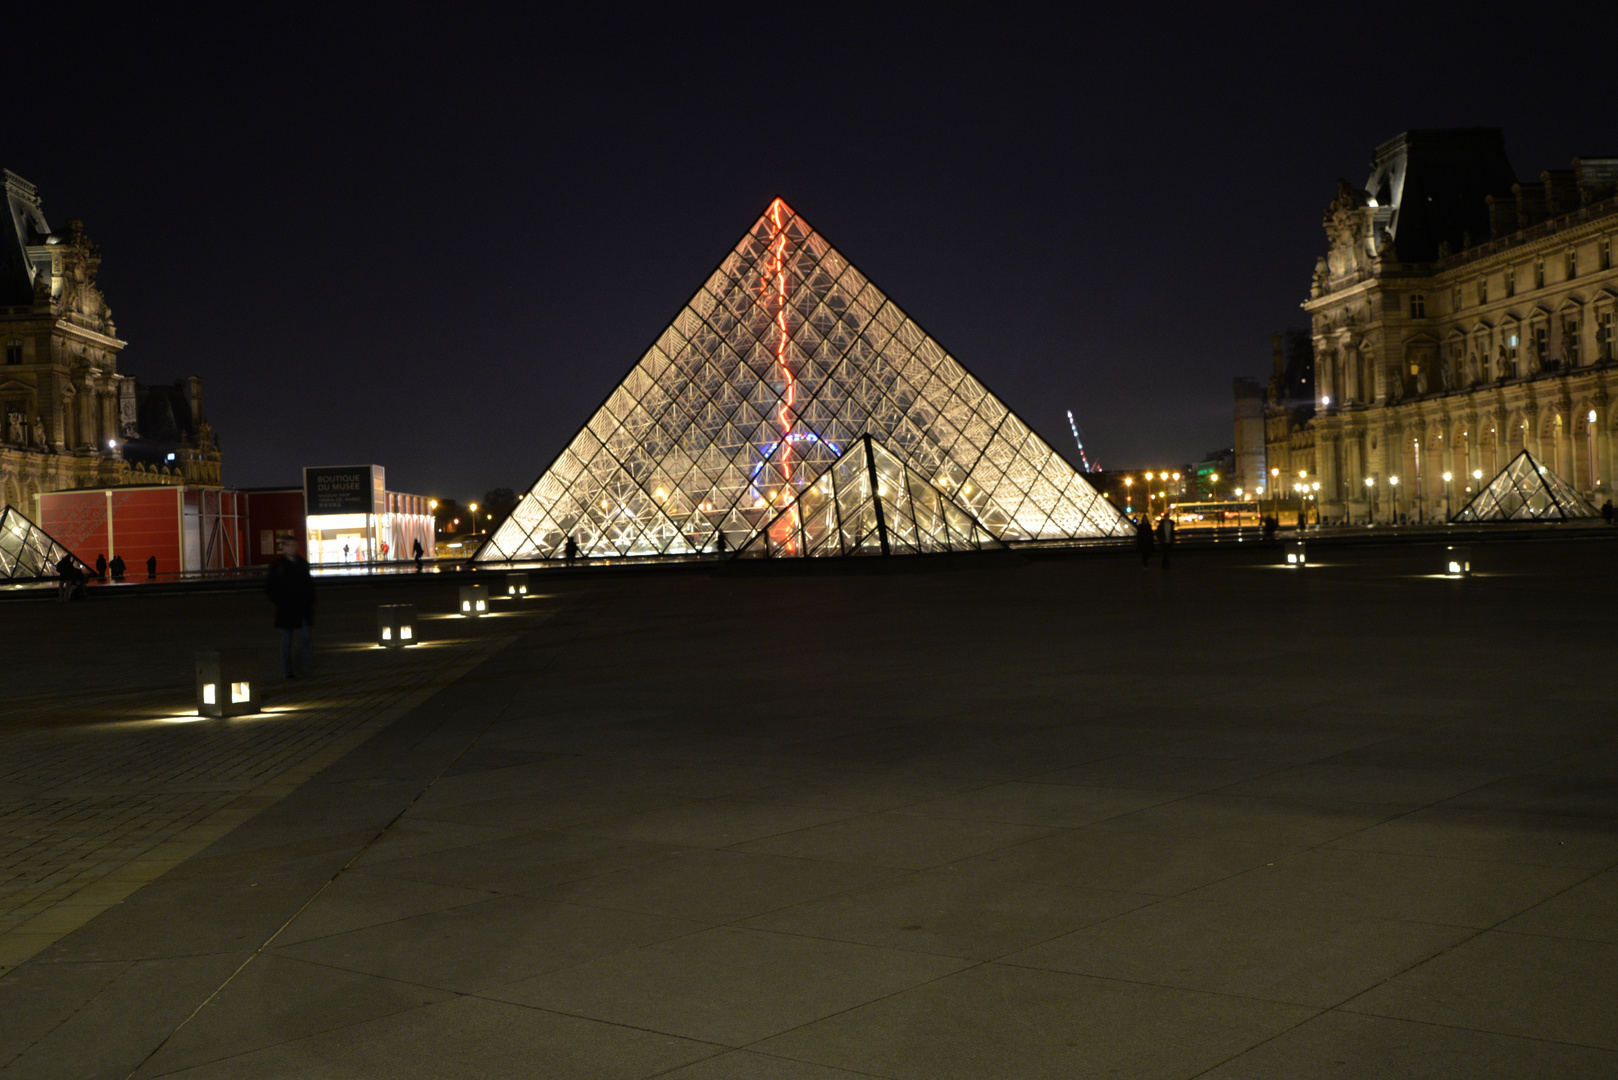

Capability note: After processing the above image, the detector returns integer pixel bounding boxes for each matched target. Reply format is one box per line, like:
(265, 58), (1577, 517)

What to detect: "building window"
(1507, 332), (1519, 368)
(1565, 319), (1581, 365)
(1535, 325), (1549, 366)
(1602, 239), (1612, 272)
(1409, 294), (1426, 319)
(1600, 311), (1615, 361)
(3, 339), (19, 365)
(1478, 277), (1488, 304)
(1567, 249), (1579, 279)
(1452, 285), (1463, 311)
(1505, 267), (1516, 297)
(1535, 260), (1546, 289)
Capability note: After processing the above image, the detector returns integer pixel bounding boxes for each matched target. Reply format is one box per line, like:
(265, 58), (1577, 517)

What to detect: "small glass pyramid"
(479, 199), (1133, 562)
(0, 505), (86, 580)
(1451, 450), (1600, 521)
(738, 434), (1002, 557)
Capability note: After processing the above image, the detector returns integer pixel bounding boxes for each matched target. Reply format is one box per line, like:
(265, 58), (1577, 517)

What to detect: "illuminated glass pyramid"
(0, 505), (86, 581)
(480, 199), (1132, 561)
(1451, 450), (1599, 522)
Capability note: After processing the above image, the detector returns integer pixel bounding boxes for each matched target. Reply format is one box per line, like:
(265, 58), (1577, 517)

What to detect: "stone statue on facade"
(6, 412), (20, 445)
(1440, 356), (1455, 390)
(29, 415), (46, 449)
(1415, 366), (1429, 395)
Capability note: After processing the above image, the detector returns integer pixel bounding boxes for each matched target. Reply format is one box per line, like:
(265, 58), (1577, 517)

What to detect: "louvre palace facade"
(1, 169), (220, 512)
(1272, 129), (1618, 524)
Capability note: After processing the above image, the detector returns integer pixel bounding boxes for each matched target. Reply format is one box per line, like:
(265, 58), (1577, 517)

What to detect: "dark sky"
(10, 7), (1615, 501)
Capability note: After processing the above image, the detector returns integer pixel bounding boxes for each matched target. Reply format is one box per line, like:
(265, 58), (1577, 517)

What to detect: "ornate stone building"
(1278, 130), (1618, 523)
(1, 168), (219, 511)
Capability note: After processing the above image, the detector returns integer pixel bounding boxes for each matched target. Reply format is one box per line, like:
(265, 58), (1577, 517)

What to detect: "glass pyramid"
(738, 434), (1002, 558)
(479, 198), (1133, 562)
(1451, 450), (1600, 522)
(0, 505), (86, 581)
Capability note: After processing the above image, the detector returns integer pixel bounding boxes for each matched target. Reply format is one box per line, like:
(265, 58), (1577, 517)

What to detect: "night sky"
(10, 8), (1615, 502)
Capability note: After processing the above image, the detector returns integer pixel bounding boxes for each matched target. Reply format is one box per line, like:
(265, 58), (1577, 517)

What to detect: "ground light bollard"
(459, 583), (488, 617)
(1445, 545), (1472, 577)
(506, 572), (529, 597)
(1283, 539), (1307, 567)
(377, 604), (417, 647)
(196, 650), (260, 717)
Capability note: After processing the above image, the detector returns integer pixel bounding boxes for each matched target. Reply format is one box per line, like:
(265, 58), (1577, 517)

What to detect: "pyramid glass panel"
(0, 506), (88, 581)
(480, 199), (1133, 563)
(738, 435), (1005, 559)
(1451, 451), (1600, 522)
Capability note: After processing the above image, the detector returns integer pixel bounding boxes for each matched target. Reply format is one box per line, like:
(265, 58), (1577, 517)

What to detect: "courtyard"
(0, 535), (1614, 1078)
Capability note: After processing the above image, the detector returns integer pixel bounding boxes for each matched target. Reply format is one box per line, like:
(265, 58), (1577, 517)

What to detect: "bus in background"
(1170, 501), (1262, 530)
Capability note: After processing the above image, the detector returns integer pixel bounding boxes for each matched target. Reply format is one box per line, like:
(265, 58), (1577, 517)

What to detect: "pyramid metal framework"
(479, 199), (1133, 562)
(739, 434), (1003, 558)
(1451, 450), (1600, 522)
(0, 504), (86, 581)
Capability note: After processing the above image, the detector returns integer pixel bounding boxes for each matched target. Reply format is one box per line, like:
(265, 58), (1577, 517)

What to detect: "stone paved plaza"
(1, 537), (1615, 1078)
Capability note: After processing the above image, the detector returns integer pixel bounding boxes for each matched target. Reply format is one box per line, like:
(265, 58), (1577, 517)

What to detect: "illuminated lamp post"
(459, 583), (488, 617)
(1364, 476), (1376, 525)
(1389, 476), (1400, 524)
(469, 503), (479, 540)
(196, 650), (259, 718)
(377, 604), (417, 648)
(1442, 472), (1453, 521)
(1472, 468), (1483, 495)
(1123, 476), (1134, 517)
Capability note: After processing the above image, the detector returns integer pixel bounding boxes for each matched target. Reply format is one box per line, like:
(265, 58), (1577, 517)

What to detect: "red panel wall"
(110, 489), (183, 576)
(243, 490), (307, 565)
(38, 491), (109, 564)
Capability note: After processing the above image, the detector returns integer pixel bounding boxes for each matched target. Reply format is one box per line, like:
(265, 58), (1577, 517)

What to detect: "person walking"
(265, 537), (315, 678)
(147, 555), (157, 579)
(55, 553), (81, 601)
(1603, 500), (1614, 526)
(95, 553), (107, 580)
(564, 535), (579, 566)
(1135, 515), (1155, 568)
(1158, 512), (1175, 570)
(412, 537), (424, 572)
(713, 530), (727, 557)
(109, 554), (125, 582)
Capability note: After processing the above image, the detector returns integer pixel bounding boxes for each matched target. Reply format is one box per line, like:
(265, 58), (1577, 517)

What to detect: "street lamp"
(1364, 476), (1375, 525)
(1270, 467), (1281, 519)
(1388, 476), (1400, 525)
(1442, 471), (1453, 520)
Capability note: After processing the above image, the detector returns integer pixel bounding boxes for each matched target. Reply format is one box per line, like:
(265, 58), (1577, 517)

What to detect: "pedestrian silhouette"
(1135, 516), (1155, 567)
(412, 537), (424, 572)
(109, 554), (125, 581)
(1603, 500), (1614, 525)
(713, 531), (727, 556)
(95, 553), (107, 580)
(146, 555), (157, 580)
(265, 537), (315, 678)
(1158, 514), (1174, 569)
(564, 535), (579, 565)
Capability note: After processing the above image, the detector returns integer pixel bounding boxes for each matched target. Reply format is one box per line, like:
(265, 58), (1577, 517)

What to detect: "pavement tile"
(1025, 753), (1288, 794)
(1498, 868), (1618, 942)
(273, 892), (705, 992)
(1188, 847), (1589, 927)
(1, 951), (242, 1080)
(1003, 891), (1471, 1006)
(734, 812), (1054, 870)
(945, 825), (1295, 895)
(739, 866), (1151, 959)
(1219, 762), (1505, 806)
(136, 954), (451, 1075)
(0, 959), (129, 1068)
(151, 994), (718, 1080)
(656, 1050), (886, 1079)
(272, 868), (497, 945)
(893, 781), (1178, 828)
(483, 925), (970, 1046)
(1082, 792), (1396, 846)
(407, 786), (698, 832)
(530, 848), (902, 924)
(1343, 930), (1618, 1049)
(561, 796), (855, 848)
(347, 818), (523, 867)
(1199, 1009), (1618, 1078)
(754, 961), (1315, 1080)
(360, 829), (683, 893)
(738, 770), (990, 813)
(1324, 806), (1618, 870)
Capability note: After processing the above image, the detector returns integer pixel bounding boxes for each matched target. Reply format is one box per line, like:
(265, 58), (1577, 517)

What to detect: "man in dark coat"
(412, 537), (424, 572)
(265, 537), (315, 678)
(95, 553), (107, 580)
(109, 554), (125, 582)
